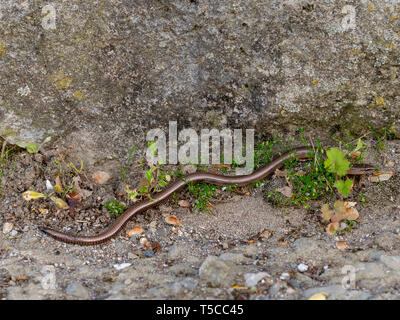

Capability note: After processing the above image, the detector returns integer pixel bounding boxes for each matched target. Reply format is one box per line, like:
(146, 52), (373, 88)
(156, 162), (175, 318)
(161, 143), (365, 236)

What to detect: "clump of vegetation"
(186, 181), (217, 213)
(367, 123), (395, 153)
(0, 140), (13, 198)
(267, 131), (371, 208)
(103, 200), (125, 217)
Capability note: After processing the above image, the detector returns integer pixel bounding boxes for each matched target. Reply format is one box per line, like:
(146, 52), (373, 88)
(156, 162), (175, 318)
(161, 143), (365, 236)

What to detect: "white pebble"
(46, 180), (53, 190)
(113, 263), (131, 270)
(298, 263), (308, 272)
(280, 272), (290, 280)
(2, 222), (13, 234)
(10, 230), (18, 237)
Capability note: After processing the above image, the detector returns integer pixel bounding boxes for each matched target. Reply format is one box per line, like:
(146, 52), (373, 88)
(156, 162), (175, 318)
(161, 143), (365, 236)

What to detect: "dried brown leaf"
(259, 229), (274, 239)
(326, 222), (340, 235)
(92, 171), (112, 184)
(335, 241), (348, 250)
(369, 171), (395, 182)
(277, 186), (293, 198)
(165, 215), (182, 227)
(343, 207), (359, 221)
(126, 226), (145, 238)
(178, 200), (191, 208)
(273, 168), (288, 178)
(151, 241), (162, 253)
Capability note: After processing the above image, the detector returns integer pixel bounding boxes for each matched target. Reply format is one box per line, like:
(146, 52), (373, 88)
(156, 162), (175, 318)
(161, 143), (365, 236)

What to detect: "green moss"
(0, 129), (17, 137)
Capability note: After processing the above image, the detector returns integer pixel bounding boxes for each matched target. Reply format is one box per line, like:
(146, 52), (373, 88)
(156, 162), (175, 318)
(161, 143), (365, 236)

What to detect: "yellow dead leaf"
(22, 191), (46, 201)
(308, 292), (328, 300)
(321, 204), (334, 222)
(50, 196), (69, 209)
(333, 201), (346, 215)
(165, 215), (182, 227)
(54, 176), (63, 193)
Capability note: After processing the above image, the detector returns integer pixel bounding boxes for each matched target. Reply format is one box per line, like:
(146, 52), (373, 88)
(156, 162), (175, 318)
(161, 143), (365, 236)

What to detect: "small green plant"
(324, 147), (354, 198)
(267, 138), (365, 207)
(254, 137), (281, 169)
(368, 123), (395, 153)
(69, 158), (83, 176)
(0, 140), (10, 198)
(104, 200), (125, 217)
(118, 146), (137, 182)
(268, 141), (336, 208)
(18, 136), (51, 154)
(186, 180), (217, 213)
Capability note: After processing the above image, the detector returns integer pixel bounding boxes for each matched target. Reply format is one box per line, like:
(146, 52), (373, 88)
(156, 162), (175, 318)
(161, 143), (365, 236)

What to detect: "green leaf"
(145, 169), (153, 181)
(324, 148), (350, 176)
(353, 138), (365, 153)
(26, 142), (39, 154)
(334, 179), (353, 198)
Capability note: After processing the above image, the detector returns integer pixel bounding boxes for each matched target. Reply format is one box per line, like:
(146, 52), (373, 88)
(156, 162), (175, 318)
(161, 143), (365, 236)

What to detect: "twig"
(1, 140), (6, 160)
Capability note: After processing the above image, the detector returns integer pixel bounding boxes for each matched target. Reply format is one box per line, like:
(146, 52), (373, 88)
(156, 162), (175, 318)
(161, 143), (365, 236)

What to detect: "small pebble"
(113, 263), (131, 270)
(244, 272), (271, 287)
(92, 171), (112, 184)
(10, 230), (18, 237)
(144, 250), (154, 257)
(149, 221), (157, 228)
(280, 272), (290, 280)
(298, 263), (308, 272)
(2, 222), (13, 235)
(46, 180), (53, 190)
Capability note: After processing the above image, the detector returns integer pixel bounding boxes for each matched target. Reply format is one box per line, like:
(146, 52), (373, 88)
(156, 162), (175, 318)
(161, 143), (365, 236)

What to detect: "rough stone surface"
(199, 255), (238, 287)
(66, 282), (91, 299)
(1, 1), (399, 165)
(244, 272), (271, 287)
